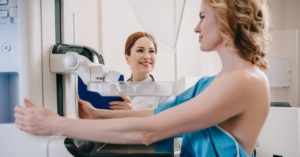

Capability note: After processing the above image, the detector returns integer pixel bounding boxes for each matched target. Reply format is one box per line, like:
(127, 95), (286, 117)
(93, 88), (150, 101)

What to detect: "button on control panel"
(0, 10), (8, 17)
(2, 44), (11, 52)
(0, 0), (8, 5)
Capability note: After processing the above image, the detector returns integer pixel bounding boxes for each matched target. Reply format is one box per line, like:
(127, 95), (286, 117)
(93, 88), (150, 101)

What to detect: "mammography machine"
(0, 0), (174, 156)
(2, 0), (298, 157)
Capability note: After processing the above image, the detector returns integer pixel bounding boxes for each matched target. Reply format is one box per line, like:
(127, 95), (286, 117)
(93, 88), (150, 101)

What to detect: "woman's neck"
(131, 74), (149, 81)
(216, 42), (252, 75)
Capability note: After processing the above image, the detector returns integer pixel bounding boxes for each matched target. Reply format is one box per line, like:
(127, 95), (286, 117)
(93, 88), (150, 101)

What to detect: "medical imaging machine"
(0, 0), (175, 156)
(1, 0), (298, 157)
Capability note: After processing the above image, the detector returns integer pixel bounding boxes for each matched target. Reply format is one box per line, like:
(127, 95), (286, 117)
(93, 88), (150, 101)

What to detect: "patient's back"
(218, 67), (270, 155)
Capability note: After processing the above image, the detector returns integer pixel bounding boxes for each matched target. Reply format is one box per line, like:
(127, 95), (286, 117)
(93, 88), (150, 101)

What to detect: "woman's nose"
(143, 52), (150, 58)
(194, 21), (201, 33)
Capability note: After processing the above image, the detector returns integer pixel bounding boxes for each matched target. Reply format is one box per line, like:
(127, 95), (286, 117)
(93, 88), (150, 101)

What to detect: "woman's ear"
(125, 54), (130, 64)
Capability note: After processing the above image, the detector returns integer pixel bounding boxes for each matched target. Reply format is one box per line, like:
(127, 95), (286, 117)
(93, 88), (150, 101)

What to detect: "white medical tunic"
(128, 76), (174, 109)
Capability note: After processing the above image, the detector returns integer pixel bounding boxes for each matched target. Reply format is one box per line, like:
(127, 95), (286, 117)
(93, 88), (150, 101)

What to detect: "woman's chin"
(137, 69), (152, 75)
(200, 46), (213, 52)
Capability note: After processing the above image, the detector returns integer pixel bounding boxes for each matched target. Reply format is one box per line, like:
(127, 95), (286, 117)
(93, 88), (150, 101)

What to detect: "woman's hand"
(109, 96), (135, 110)
(14, 98), (62, 136)
(78, 98), (96, 119)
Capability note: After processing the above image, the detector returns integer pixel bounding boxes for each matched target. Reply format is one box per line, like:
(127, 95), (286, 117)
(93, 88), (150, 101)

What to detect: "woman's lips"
(140, 62), (151, 67)
(199, 36), (203, 42)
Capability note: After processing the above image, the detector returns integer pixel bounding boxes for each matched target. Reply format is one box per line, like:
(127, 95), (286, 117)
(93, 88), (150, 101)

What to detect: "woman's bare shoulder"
(224, 67), (270, 108)
(210, 66), (270, 107)
(224, 67), (269, 89)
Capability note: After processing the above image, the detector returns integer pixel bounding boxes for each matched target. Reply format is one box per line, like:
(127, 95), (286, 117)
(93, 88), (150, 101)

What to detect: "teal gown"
(154, 76), (253, 157)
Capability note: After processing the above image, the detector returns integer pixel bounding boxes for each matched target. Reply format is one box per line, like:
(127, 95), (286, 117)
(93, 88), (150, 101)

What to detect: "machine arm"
(50, 44), (121, 85)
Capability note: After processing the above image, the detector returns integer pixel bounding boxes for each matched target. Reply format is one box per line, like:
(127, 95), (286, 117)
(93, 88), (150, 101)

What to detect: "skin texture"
(110, 36), (157, 110)
(14, 2), (270, 156)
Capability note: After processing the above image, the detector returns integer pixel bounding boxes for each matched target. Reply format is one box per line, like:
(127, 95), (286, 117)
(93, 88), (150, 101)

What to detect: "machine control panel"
(0, 0), (8, 5)
(0, 10), (8, 17)
(0, 0), (17, 18)
(0, 0), (18, 72)
(10, 0), (17, 17)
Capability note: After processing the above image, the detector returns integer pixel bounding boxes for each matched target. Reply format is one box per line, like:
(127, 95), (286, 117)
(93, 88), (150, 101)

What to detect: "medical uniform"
(154, 76), (253, 157)
(128, 76), (174, 109)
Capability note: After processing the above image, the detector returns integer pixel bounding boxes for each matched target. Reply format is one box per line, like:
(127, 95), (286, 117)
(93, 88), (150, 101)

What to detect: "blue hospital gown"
(154, 76), (253, 157)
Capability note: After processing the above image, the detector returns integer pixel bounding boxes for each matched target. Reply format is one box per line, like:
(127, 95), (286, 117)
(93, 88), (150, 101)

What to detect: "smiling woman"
(124, 32), (157, 82)
(107, 32), (174, 110)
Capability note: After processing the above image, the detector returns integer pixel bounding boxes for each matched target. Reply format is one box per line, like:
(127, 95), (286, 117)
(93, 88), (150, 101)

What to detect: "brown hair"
(203, 0), (271, 71)
(125, 32), (157, 56)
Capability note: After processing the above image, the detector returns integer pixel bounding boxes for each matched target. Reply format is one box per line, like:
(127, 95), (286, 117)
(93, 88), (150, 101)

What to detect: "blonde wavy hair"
(203, 0), (271, 71)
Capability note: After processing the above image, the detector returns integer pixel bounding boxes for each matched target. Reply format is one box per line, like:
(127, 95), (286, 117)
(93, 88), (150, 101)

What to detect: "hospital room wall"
(283, 1), (300, 107)
(75, 0), (175, 82)
(176, 0), (222, 79)
(75, 0), (221, 92)
(101, 0), (178, 82)
(267, 0), (300, 107)
(75, 0), (100, 52)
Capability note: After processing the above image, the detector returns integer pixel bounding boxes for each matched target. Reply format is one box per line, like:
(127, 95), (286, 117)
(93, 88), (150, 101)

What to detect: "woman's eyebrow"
(136, 47), (154, 49)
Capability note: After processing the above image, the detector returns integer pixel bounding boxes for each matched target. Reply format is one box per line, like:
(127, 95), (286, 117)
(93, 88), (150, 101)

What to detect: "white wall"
(75, 0), (222, 86)
(100, 0), (175, 82)
(283, 0), (300, 107)
(75, 1), (299, 103)
(268, 30), (298, 107)
(177, 0), (221, 80)
(101, 0), (222, 91)
(267, 0), (284, 31)
(76, 0), (178, 82)
(75, 0), (100, 52)
(267, 0), (300, 107)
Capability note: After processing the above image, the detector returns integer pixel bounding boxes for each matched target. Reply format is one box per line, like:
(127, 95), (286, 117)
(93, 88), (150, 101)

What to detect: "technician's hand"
(14, 98), (62, 136)
(109, 96), (135, 110)
(78, 98), (96, 119)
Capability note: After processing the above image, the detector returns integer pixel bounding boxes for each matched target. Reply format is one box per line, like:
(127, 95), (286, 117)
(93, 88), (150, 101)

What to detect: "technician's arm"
(109, 96), (136, 110)
(78, 98), (153, 119)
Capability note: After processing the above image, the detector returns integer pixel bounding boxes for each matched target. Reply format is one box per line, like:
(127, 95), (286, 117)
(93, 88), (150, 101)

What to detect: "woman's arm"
(147, 71), (269, 143)
(15, 99), (154, 144)
(93, 109), (154, 119)
(74, 71), (267, 144)
(109, 96), (136, 110)
(15, 71), (268, 145)
(78, 98), (153, 119)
